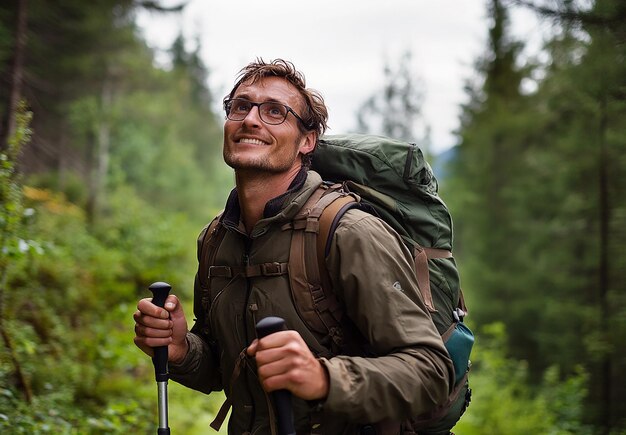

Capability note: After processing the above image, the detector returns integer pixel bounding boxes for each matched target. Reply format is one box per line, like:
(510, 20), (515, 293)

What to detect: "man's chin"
(224, 157), (286, 174)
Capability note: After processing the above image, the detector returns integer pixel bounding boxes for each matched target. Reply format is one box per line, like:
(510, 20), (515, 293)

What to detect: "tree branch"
(507, 0), (626, 28)
(137, 1), (187, 13)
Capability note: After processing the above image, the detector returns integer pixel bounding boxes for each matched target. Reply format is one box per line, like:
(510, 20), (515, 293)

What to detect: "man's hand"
(133, 295), (189, 364)
(247, 330), (329, 401)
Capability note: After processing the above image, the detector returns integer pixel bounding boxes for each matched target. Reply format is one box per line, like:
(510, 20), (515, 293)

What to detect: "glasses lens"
(226, 99), (252, 120)
(259, 102), (288, 125)
(225, 99), (291, 125)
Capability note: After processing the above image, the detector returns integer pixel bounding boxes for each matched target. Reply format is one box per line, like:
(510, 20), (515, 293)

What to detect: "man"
(134, 59), (453, 434)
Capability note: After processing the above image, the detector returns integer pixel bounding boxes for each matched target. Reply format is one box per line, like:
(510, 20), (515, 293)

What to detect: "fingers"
(247, 339), (258, 356)
(254, 331), (302, 364)
(136, 297), (171, 319)
(165, 295), (186, 325)
(133, 317), (173, 356)
(251, 331), (329, 400)
(134, 322), (172, 339)
(134, 295), (183, 327)
(133, 295), (185, 358)
(255, 334), (308, 384)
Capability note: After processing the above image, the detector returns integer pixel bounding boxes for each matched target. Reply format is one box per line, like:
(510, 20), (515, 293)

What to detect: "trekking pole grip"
(255, 317), (296, 435)
(149, 282), (171, 382)
(149, 281), (171, 435)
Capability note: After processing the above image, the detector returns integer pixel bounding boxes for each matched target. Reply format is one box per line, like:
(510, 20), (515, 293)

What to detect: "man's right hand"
(133, 294), (189, 364)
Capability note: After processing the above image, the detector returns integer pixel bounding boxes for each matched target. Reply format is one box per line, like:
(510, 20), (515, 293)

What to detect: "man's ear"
(299, 130), (317, 155)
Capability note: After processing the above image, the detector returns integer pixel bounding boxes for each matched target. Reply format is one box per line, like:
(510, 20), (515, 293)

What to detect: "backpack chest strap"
(208, 262), (289, 278)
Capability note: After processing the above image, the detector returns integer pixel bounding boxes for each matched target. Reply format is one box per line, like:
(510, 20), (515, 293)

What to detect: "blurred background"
(0, 0), (624, 434)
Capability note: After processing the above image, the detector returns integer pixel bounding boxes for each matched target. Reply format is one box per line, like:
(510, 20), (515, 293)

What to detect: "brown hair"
(224, 58), (329, 138)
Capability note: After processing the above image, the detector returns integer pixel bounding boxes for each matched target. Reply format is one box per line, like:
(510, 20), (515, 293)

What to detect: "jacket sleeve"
(319, 210), (454, 422)
(168, 225), (223, 394)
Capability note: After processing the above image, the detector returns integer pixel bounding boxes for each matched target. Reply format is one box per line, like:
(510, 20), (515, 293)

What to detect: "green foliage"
(0, 101), (32, 270)
(0, 2), (231, 431)
(444, 0), (626, 431)
(0, 382), (153, 434)
(455, 323), (592, 435)
(2, 0), (623, 432)
(0, 180), (226, 432)
(0, 103), (35, 417)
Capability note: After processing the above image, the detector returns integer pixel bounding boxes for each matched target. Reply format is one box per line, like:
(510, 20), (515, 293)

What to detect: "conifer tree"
(449, 0), (626, 431)
(356, 50), (430, 149)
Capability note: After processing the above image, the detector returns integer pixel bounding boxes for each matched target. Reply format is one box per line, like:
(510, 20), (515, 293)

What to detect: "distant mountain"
(431, 145), (458, 182)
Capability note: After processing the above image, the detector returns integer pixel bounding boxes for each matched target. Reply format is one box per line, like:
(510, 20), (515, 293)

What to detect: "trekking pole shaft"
(255, 317), (296, 435)
(149, 281), (172, 435)
(157, 382), (169, 434)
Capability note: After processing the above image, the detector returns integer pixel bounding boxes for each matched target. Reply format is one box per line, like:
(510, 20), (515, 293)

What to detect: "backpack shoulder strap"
(317, 199), (461, 317)
(316, 191), (361, 296)
(287, 184), (358, 350)
(198, 213), (226, 290)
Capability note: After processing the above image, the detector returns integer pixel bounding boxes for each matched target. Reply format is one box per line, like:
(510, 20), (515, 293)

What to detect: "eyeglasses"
(224, 98), (309, 127)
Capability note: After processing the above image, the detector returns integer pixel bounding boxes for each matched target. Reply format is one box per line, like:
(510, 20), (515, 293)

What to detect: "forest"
(0, 0), (624, 434)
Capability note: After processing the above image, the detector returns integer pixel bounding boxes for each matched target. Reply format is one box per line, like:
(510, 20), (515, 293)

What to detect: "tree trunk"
(87, 77), (113, 223)
(598, 96), (611, 434)
(0, 0), (28, 150)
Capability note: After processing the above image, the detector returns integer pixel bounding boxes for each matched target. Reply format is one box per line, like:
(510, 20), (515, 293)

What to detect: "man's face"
(223, 76), (316, 174)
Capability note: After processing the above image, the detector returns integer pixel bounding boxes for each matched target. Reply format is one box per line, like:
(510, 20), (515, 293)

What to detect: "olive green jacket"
(169, 171), (453, 434)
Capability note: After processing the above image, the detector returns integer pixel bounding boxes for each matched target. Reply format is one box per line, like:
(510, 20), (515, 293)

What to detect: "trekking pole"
(255, 317), (296, 435)
(148, 281), (172, 435)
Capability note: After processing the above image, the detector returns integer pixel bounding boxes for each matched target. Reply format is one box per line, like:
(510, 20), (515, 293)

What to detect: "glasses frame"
(224, 98), (309, 128)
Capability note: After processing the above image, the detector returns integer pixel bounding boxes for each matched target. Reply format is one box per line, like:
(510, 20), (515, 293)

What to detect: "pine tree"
(449, 0), (626, 431)
(356, 50), (430, 149)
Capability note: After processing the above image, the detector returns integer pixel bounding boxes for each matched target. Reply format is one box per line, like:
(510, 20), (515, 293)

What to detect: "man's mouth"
(237, 137), (268, 146)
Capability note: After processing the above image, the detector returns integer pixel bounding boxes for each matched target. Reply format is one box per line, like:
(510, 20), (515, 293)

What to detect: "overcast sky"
(136, 1), (545, 153)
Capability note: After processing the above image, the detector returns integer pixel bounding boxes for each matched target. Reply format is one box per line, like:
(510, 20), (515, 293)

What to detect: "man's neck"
(235, 165), (303, 234)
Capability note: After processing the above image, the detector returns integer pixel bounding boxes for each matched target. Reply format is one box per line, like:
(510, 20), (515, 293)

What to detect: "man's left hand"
(247, 330), (329, 401)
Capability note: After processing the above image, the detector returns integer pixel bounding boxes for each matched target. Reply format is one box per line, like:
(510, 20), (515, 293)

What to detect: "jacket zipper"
(242, 240), (252, 344)
(242, 238), (256, 432)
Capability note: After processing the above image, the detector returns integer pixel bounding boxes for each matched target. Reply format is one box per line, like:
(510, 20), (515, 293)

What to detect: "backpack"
(201, 133), (473, 434)
(310, 134), (473, 434)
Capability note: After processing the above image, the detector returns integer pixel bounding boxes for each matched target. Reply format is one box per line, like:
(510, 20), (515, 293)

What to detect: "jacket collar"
(221, 168), (323, 234)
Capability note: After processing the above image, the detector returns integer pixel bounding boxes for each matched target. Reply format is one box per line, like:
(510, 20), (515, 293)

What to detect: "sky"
(136, 1), (545, 153)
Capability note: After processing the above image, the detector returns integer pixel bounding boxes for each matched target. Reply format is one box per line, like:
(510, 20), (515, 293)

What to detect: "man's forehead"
(234, 76), (302, 106)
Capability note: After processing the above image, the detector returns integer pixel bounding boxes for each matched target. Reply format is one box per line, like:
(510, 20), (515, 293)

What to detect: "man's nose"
(242, 105), (262, 126)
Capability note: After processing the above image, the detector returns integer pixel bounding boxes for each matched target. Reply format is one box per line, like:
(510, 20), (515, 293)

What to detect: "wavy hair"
(224, 58), (329, 140)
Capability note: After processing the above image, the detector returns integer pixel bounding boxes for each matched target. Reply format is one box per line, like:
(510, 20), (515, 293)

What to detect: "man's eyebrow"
(233, 93), (288, 105)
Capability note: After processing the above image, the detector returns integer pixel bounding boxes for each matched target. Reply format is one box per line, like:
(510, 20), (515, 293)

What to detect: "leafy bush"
(455, 322), (592, 435)
(0, 179), (224, 433)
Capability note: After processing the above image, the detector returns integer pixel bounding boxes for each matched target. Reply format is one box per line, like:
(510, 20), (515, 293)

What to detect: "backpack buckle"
(261, 262), (288, 276)
(453, 308), (467, 322)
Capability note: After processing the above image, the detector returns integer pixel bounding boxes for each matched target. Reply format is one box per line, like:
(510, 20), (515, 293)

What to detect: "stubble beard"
(223, 146), (301, 174)
(223, 130), (306, 174)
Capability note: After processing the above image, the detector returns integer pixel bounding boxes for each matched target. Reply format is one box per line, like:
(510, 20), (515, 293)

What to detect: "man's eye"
(264, 103), (286, 119)
(234, 101), (251, 112)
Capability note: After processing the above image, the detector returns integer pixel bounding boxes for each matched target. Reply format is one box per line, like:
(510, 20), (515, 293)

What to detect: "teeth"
(239, 138), (265, 145)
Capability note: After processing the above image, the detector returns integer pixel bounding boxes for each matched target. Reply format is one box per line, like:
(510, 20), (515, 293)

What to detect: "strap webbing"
(199, 215), (226, 289)
(210, 349), (247, 431)
(423, 247), (453, 259)
(414, 246), (454, 313)
(208, 262), (289, 278)
(317, 195), (358, 270)
(458, 288), (469, 315)
(288, 184), (352, 340)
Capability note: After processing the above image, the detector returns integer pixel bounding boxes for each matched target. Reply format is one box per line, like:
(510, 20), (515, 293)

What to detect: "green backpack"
(200, 133), (473, 434)
(307, 133), (474, 434)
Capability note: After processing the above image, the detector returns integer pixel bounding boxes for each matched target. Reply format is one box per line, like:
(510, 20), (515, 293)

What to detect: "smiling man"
(221, 73), (319, 233)
(133, 59), (453, 435)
